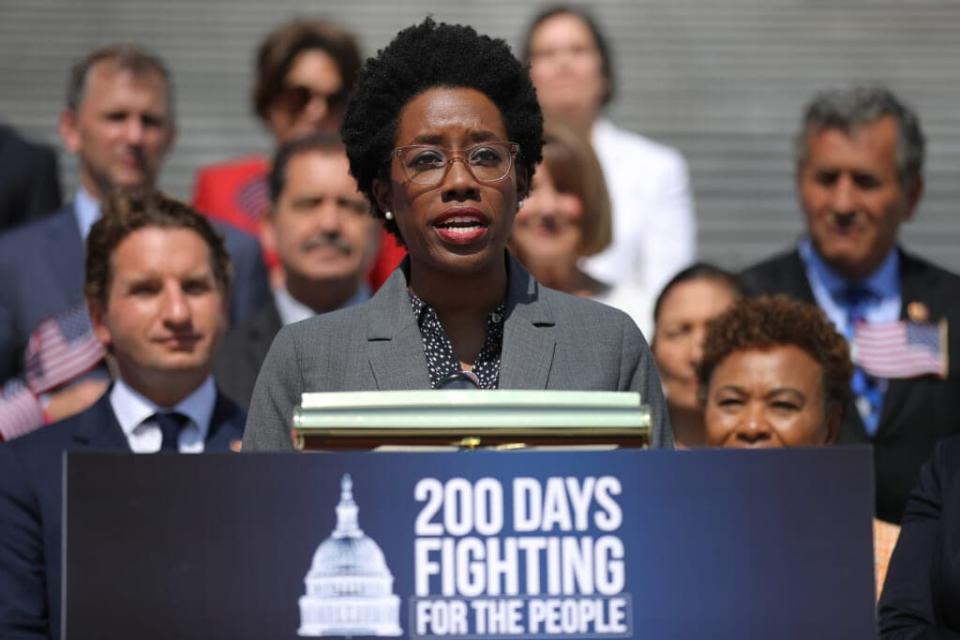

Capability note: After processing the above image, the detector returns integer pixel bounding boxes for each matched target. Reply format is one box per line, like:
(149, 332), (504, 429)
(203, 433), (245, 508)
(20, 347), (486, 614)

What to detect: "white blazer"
(584, 118), (696, 306)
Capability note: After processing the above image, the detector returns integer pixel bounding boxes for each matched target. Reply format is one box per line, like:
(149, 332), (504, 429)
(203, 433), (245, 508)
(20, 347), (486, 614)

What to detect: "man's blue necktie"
(842, 287), (885, 436)
(154, 412), (189, 452)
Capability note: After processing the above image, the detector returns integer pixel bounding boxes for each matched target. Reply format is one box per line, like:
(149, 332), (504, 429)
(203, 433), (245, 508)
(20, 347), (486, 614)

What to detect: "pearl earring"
(517, 199), (525, 209)
(384, 210), (394, 220)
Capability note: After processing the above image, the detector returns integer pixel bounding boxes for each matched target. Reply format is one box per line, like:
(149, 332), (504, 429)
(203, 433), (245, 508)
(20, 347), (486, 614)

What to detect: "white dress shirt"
(584, 119), (696, 301)
(273, 284), (371, 327)
(73, 186), (100, 241)
(109, 376), (216, 453)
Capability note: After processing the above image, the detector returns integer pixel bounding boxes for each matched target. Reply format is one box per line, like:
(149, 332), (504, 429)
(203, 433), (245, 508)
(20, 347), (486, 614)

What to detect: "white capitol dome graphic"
(298, 474), (402, 637)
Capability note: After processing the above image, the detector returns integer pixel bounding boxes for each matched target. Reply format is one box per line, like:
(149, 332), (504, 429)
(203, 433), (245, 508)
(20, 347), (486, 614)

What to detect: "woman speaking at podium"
(241, 19), (670, 451)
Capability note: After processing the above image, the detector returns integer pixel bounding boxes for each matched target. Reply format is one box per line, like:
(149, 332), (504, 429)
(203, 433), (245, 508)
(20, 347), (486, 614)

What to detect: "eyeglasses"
(391, 141), (519, 186)
(274, 84), (346, 116)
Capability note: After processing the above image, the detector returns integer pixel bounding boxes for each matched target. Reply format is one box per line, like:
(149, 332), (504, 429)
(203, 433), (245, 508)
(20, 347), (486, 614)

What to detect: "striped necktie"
(842, 286), (885, 436)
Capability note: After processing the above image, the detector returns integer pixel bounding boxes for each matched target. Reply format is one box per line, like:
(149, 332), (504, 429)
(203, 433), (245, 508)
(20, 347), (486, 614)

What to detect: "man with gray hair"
(741, 86), (960, 524)
(0, 43), (271, 441)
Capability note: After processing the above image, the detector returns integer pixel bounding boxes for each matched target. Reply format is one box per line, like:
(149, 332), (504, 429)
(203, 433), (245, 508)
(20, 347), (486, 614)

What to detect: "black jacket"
(741, 247), (960, 523)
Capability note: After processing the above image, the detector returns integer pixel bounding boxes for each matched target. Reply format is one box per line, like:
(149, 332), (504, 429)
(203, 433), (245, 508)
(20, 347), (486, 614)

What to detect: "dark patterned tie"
(842, 286), (885, 436)
(153, 412), (189, 452)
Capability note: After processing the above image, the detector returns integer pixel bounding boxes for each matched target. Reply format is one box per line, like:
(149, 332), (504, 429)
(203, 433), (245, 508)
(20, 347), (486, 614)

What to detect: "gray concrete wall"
(2, 0), (958, 271)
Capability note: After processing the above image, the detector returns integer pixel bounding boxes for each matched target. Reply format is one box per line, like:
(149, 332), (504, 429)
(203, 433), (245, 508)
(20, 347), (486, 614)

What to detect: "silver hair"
(794, 86), (925, 189)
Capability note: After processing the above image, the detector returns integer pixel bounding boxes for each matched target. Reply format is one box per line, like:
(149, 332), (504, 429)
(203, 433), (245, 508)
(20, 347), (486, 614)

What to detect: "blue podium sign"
(64, 448), (875, 639)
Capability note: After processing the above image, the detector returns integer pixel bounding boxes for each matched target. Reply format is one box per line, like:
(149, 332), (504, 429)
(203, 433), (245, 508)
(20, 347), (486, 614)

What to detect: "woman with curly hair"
(698, 295), (853, 448)
(242, 18), (670, 451)
(699, 295), (899, 597)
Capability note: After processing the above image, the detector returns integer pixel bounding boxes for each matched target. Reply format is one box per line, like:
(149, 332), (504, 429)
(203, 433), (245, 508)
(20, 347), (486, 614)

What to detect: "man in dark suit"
(215, 132), (379, 408)
(0, 190), (245, 640)
(0, 123), (62, 231)
(0, 44), (270, 440)
(740, 86), (960, 523)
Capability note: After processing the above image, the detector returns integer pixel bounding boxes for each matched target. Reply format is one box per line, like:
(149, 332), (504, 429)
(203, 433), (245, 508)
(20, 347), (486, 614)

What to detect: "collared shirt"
(73, 186), (100, 241)
(799, 237), (901, 334)
(408, 291), (505, 389)
(273, 284), (371, 327)
(109, 376), (216, 453)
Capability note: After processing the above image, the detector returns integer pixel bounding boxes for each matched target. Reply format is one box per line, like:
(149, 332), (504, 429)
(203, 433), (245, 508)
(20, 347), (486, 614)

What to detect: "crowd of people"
(0, 5), (958, 638)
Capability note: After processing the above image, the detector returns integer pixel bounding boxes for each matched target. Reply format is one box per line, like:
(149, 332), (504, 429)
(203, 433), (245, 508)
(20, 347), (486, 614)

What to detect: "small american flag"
(235, 175), (269, 223)
(0, 379), (45, 441)
(852, 319), (948, 379)
(24, 304), (106, 394)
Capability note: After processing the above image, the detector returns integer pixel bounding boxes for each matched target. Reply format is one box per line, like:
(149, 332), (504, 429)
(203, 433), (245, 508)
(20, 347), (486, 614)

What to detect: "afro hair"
(341, 17), (543, 237)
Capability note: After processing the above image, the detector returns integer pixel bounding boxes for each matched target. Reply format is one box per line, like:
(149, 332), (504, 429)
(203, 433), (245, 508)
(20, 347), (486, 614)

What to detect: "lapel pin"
(907, 301), (930, 323)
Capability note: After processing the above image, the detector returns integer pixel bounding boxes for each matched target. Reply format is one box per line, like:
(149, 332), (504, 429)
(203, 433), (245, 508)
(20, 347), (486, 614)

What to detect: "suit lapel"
(499, 256), (556, 389)
(876, 249), (941, 433)
(365, 265), (431, 390)
(246, 303), (283, 370)
(362, 255), (557, 390)
(500, 318), (556, 389)
(46, 205), (86, 302)
(836, 249), (942, 440)
(897, 249), (947, 329)
(205, 392), (245, 451)
(782, 249), (817, 303)
(72, 393), (132, 451)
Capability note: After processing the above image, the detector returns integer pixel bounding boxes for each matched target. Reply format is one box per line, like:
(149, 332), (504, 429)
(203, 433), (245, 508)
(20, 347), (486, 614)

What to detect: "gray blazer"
(242, 254), (671, 450)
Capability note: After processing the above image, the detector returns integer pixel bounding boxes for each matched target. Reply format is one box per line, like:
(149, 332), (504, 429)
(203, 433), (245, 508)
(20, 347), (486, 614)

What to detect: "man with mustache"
(740, 86), (960, 524)
(215, 132), (379, 408)
(0, 44), (271, 440)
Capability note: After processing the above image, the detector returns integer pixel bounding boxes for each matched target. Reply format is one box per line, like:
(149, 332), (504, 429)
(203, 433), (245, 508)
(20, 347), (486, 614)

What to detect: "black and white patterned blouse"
(408, 291), (505, 389)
